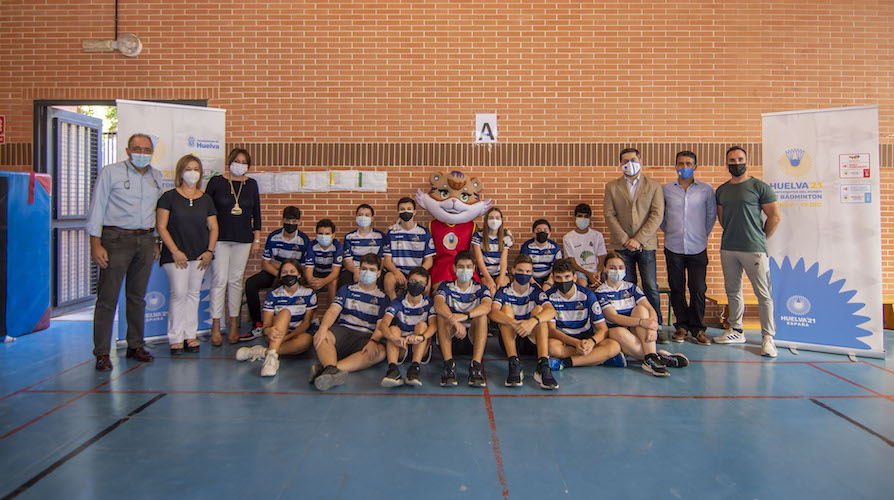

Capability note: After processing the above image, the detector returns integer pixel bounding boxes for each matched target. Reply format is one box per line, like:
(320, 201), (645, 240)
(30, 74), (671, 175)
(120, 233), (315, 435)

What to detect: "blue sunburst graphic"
(770, 257), (871, 349)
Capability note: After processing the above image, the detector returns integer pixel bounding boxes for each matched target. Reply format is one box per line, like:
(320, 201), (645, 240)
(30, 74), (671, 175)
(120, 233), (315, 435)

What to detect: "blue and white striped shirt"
(343, 229), (386, 262)
(493, 283), (549, 320)
(595, 281), (647, 324)
(436, 281), (492, 316)
(333, 284), (389, 334)
(520, 238), (563, 280)
(262, 228), (312, 264)
(303, 239), (344, 275)
(263, 285), (318, 329)
(546, 284), (604, 337)
(385, 295), (434, 336)
(383, 223), (436, 274)
(471, 231), (512, 277)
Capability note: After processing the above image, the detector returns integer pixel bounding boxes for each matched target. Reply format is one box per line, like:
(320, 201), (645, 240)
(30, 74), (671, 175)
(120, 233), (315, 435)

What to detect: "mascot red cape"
(415, 170), (492, 285)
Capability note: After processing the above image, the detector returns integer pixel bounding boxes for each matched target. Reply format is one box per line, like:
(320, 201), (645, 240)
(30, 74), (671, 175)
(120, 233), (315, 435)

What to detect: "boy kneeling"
(379, 267), (437, 387)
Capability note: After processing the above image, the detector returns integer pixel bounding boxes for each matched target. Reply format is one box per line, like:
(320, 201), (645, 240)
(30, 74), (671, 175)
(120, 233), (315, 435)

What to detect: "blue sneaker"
(548, 357), (565, 371)
(603, 352), (628, 368)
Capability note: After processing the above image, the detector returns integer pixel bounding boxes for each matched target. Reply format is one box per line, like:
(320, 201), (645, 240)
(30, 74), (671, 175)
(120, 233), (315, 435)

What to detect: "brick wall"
(1, 1), (892, 317)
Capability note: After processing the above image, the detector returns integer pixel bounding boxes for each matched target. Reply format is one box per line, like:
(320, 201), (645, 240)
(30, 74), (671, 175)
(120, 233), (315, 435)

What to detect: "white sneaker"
(235, 344), (268, 361)
(761, 336), (778, 357)
(713, 329), (746, 344)
(260, 351), (279, 376)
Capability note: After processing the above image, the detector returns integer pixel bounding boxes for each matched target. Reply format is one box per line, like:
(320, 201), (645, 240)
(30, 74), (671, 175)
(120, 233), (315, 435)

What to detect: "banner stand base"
(773, 339), (885, 359)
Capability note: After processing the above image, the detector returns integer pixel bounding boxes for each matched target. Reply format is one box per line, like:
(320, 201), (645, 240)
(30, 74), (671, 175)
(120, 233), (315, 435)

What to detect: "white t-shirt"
(562, 229), (607, 273)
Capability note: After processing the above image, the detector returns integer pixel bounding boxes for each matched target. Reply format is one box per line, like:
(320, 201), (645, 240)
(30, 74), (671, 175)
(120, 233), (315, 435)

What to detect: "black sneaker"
(440, 359), (458, 387)
(505, 356), (523, 387)
(468, 361), (487, 388)
(406, 362), (422, 386)
(381, 363), (404, 387)
(314, 365), (349, 390)
(642, 353), (670, 377)
(533, 359), (558, 390)
(657, 349), (690, 368)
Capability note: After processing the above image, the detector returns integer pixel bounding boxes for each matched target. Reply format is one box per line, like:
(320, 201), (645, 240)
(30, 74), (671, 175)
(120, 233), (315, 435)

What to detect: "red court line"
(807, 362), (889, 399)
(0, 364), (144, 441)
(482, 385), (509, 499)
(0, 358), (94, 403)
(860, 361), (894, 375)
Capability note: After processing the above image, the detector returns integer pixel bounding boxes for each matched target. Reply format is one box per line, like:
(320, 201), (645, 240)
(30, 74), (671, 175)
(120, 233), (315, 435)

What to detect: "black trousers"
(664, 248), (708, 333)
(244, 270), (275, 325)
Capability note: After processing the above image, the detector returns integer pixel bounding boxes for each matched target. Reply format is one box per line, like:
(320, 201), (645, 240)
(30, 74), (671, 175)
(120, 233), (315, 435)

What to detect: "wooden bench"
(885, 296), (894, 330)
(705, 293), (761, 330)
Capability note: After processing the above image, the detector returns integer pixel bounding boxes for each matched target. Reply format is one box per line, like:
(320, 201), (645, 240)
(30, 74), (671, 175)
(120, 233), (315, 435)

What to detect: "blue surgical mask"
(608, 269), (626, 283)
(130, 154), (152, 168)
(359, 270), (378, 286)
(456, 269), (474, 283)
(356, 216), (372, 229)
(514, 273), (532, 286)
(317, 235), (333, 247)
(575, 217), (590, 231)
(676, 167), (695, 179)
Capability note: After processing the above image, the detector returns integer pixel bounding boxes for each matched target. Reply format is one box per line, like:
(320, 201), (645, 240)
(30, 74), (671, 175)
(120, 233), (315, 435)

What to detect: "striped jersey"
(493, 282), (549, 320)
(385, 295), (434, 336)
(594, 281), (647, 324)
(333, 283), (389, 334)
(303, 239), (344, 275)
(436, 281), (492, 316)
(546, 284), (604, 337)
(471, 231), (513, 277)
(383, 223), (436, 273)
(343, 228), (386, 261)
(262, 285), (318, 329)
(262, 228), (312, 264)
(520, 238), (563, 280)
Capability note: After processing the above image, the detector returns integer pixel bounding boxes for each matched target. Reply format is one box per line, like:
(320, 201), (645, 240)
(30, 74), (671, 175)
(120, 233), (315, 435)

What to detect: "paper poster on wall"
(330, 170), (359, 191)
(273, 172), (301, 193)
(247, 172), (275, 194)
(300, 171), (329, 192)
(357, 171), (387, 192)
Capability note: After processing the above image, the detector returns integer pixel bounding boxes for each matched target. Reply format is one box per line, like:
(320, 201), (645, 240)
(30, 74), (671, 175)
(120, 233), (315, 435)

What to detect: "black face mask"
(556, 281), (575, 294)
(283, 223), (298, 234)
(280, 275), (299, 287)
(535, 232), (549, 244)
(728, 163), (747, 177)
(407, 281), (426, 297)
(399, 212), (414, 222)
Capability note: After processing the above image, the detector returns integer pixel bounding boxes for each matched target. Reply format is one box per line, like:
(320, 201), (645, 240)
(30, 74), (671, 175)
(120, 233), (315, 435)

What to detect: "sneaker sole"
(505, 371), (524, 387)
(405, 379), (423, 387)
(314, 370), (349, 391)
(440, 379), (458, 387)
(533, 372), (558, 390)
(713, 337), (746, 344)
(380, 378), (404, 388)
(641, 363), (670, 377)
(672, 337), (686, 343)
(762, 349), (778, 358)
(261, 368), (278, 377)
(657, 350), (690, 368)
(468, 378), (487, 388)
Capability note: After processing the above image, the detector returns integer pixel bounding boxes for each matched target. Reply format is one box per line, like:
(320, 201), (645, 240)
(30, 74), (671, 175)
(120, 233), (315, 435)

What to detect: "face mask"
(182, 170), (201, 186)
(399, 211), (414, 222)
(622, 161), (641, 177)
(487, 219), (502, 231)
(356, 216), (372, 229)
(407, 281), (426, 297)
(514, 273), (532, 286)
(575, 217), (590, 231)
(229, 162), (248, 176)
(359, 270), (378, 286)
(456, 269), (474, 283)
(130, 153), (152, 169)
(283, 223), (298, 234)
(608, 269), (626, 283)
(728, 163), (747, 177)
(280, 275), (299, 287)
(535, 232), (549, 244)
(676, 167), (695, 179)
(557, 281), (575, 294)
(317, 235), (333, 247)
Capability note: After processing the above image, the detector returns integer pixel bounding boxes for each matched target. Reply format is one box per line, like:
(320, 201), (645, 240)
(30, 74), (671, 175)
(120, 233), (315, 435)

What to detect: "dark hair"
(532, 219), (551, 231)
(274, 259), (306, 288)
(356, 203), (375, 216)
(126, 133), (152, 149)
(397, 197), (416, 209)
(316, 219), (336, 232)
(552, 258), (576, 276)
(454, 250), (474, 266)
(408, 266), (430, 283)
(619, 147), (641, 163)
(513, 253), (534, 268)
(574, 203), (592, 217)
(675, 151), (697, 165)
(226, 148), (252, 169)
(604, 251), (626, 269)
(282, 206), (301, 220)
(359, 253), (382, 270)
(726, 146), (748, 161)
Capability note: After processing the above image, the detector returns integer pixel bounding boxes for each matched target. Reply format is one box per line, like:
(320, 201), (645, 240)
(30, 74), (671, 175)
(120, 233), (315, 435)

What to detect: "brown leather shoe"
(693, 330), (711, 346)
(672, 328), (688, 343)
(125, 347), (154, 362)
(95, 355), (113, 371)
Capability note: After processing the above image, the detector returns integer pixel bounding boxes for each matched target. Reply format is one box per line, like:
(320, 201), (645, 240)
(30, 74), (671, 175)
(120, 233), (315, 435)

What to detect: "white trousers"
(163, 261), (207, 344)
(209, 241), (252, 319)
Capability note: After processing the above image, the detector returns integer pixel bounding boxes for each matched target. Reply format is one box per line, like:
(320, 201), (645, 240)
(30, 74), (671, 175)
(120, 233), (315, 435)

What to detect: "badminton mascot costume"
(415, 171), (492, 286)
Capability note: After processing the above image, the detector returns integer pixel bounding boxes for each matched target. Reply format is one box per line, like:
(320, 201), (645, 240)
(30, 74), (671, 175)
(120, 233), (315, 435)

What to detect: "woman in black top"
(204, 148), (262, 344)
(156, 154), (219, 354)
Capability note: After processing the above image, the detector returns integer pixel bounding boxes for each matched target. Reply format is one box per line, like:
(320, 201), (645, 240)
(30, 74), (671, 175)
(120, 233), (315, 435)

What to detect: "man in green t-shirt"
(714, 146), (782, 357)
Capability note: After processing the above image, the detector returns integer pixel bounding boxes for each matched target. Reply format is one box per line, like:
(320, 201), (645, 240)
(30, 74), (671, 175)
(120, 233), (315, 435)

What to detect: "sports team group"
(87, 134), (781, 391)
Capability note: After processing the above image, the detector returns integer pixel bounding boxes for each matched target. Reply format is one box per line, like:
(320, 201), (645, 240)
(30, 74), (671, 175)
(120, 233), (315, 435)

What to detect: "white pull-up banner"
(762, 105), (883, 358)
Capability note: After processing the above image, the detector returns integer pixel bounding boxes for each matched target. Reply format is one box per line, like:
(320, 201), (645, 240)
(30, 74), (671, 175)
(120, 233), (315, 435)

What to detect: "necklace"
(228, 176), (245, 215)
(179, 187), (199, 207)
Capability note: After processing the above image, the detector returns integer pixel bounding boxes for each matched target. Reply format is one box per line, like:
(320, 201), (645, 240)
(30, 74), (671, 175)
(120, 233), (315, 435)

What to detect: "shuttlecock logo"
(786, 295), (811, 316)
(778, 148), (813, 177)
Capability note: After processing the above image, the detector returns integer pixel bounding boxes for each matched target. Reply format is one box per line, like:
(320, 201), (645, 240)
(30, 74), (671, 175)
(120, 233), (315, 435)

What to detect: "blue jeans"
(616, 248), (662, 324)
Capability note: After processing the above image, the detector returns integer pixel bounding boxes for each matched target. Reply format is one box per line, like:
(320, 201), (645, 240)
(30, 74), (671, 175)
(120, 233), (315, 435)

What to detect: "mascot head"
(415, 170), (492, 225)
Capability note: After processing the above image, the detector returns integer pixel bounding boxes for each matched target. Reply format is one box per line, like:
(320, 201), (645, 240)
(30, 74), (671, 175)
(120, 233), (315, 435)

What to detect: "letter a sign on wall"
(476, 113), (497, 143)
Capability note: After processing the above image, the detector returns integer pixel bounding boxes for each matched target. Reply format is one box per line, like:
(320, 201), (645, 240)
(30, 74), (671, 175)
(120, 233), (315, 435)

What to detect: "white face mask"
(608, 269), (626, 283)
(575, 217), (590, 231)
(229, 162), (248, 176)
(622, 160), (642, 177)
(487, 219), (502, 231)
(182, 170), (201, 186)
(356, 216), (372, 229)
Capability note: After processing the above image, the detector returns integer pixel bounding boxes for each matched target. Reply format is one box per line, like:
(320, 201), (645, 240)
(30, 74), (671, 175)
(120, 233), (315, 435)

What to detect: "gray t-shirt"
(715, 177), (777, 253)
